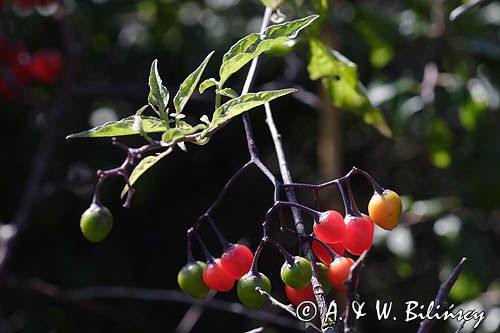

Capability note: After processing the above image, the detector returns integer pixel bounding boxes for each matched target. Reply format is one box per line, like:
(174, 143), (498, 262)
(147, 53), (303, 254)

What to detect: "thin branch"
(449, 0), (494, 21)
(256, 288), (322, 333)
(416, 257), (468, 333)
(256, 287), (296, 317)
(344, 251), (367, 333)
(174, 290), (216, 333)
(2, 275), (307, 331)
(264, 102), (335, 333)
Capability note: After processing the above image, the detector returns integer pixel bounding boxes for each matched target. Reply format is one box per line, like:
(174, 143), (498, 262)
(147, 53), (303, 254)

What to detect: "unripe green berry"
(178, 261), (210, 299)
(237, 272), (271, 309)
(80, 204), (113, 242)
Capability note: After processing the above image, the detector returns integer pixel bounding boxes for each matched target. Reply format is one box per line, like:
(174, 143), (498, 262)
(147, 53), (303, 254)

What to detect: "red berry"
(220, 244), (254, 280)
(30, 50), (63, 85)
(285, 283), (315, 306)
(327, 257), (357, 293)
(312, 240), (345, 265)
(342, 214), (374, 256)
(202, 258), (234, 292)
(313, 210), (346, 244)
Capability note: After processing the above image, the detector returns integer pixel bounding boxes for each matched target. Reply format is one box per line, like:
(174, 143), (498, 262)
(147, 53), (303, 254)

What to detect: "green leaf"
(199, 78), (219, 94)
(217, 88), (239, 99)
(211, 89), (295, 126)
(66, 116), (168, 139)
(308, 39), (392, 138)
(148, 59), (170, 116)
(219, 15), (318, 86)
(120, 150), (171, 198)
(174, 51), (214, 114)
(161, 124), (206, 144)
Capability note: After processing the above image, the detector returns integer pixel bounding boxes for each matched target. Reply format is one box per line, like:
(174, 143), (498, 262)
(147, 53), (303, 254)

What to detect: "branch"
(416, 257), (467, 333)
(2, 275), (307, 331)
(449, 0), (494, 21)
(343, 251), (367, 333)
(264, 102), (336, 333)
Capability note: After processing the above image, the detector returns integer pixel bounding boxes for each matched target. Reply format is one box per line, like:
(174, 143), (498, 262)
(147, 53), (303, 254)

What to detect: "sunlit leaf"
(217, 88), (239, 99)
(211, 88), (295, 126)
(219, 15), (318, 86)
(174, 51), (214, 114)
(66, 116), (168, 139)
(199, 78), (219, 94)
(120, 151), (171, 198)
(148, 59), (169, 116)
(161, 124), (206, 144)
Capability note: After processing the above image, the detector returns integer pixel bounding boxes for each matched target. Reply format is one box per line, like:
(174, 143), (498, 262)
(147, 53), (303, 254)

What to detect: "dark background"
(0, 0), (499, 332)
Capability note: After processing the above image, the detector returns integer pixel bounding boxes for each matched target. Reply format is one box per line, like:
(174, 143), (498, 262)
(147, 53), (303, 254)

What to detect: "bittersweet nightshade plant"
(65, 1), (465, 333)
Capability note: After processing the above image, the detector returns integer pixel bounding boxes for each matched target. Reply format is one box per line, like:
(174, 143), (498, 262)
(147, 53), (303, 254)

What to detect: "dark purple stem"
(416, 257), (467, 333)
(344, 251), (367, 333)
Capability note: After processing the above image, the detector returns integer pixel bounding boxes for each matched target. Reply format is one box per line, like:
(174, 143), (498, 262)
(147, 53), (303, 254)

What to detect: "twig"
(265, 103), (335, 333)
(2, 275), (307, 331)
(416, 257), (467, 333)
(454, 321), (466, 333)
(174, 290), (216, 333)
(449, 0), (494, 21)
(343, 251), (367, 333)
(256, 287), (297, 317)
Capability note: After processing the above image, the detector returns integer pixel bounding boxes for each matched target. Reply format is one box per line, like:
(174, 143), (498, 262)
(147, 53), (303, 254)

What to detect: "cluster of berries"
(0, 36), (63, 101)
(176, 184), (402, 308)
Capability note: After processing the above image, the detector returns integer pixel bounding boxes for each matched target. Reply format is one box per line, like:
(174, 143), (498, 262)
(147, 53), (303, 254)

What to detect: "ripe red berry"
(312, 240), (345, 265)
(327, 257), (357, 293)
(342, 214), (374, 256)
(313, 210), (346, 244)
(30, 50), (63, 85)
(220, 243), (254, 280)
(202, 258), (235, 292)
(285, 283), (315, 306)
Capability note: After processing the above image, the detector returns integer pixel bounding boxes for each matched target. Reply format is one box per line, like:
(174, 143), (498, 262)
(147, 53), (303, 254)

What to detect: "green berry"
(178, 261), (210, 299)
(316, 262), (332, 295)
(80, 204), (113, 242)
(280, 256), (312, 290)
(237, 272), (271, 309)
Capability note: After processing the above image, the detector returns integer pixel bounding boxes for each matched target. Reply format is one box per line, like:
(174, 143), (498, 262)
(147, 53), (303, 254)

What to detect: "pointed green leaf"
(120, 151), (170, 198)
(66, 116), (168, 139)
(217, 88), (239, 99)
(174, 51), (215, 114)
(161, 124), (206, 144)
(219, 15), (318, 86)
(309, 39), (392, 138)
(148, 59), (169, 115)
(211, 88), (295, 126)
(199, 78), (219, 94)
